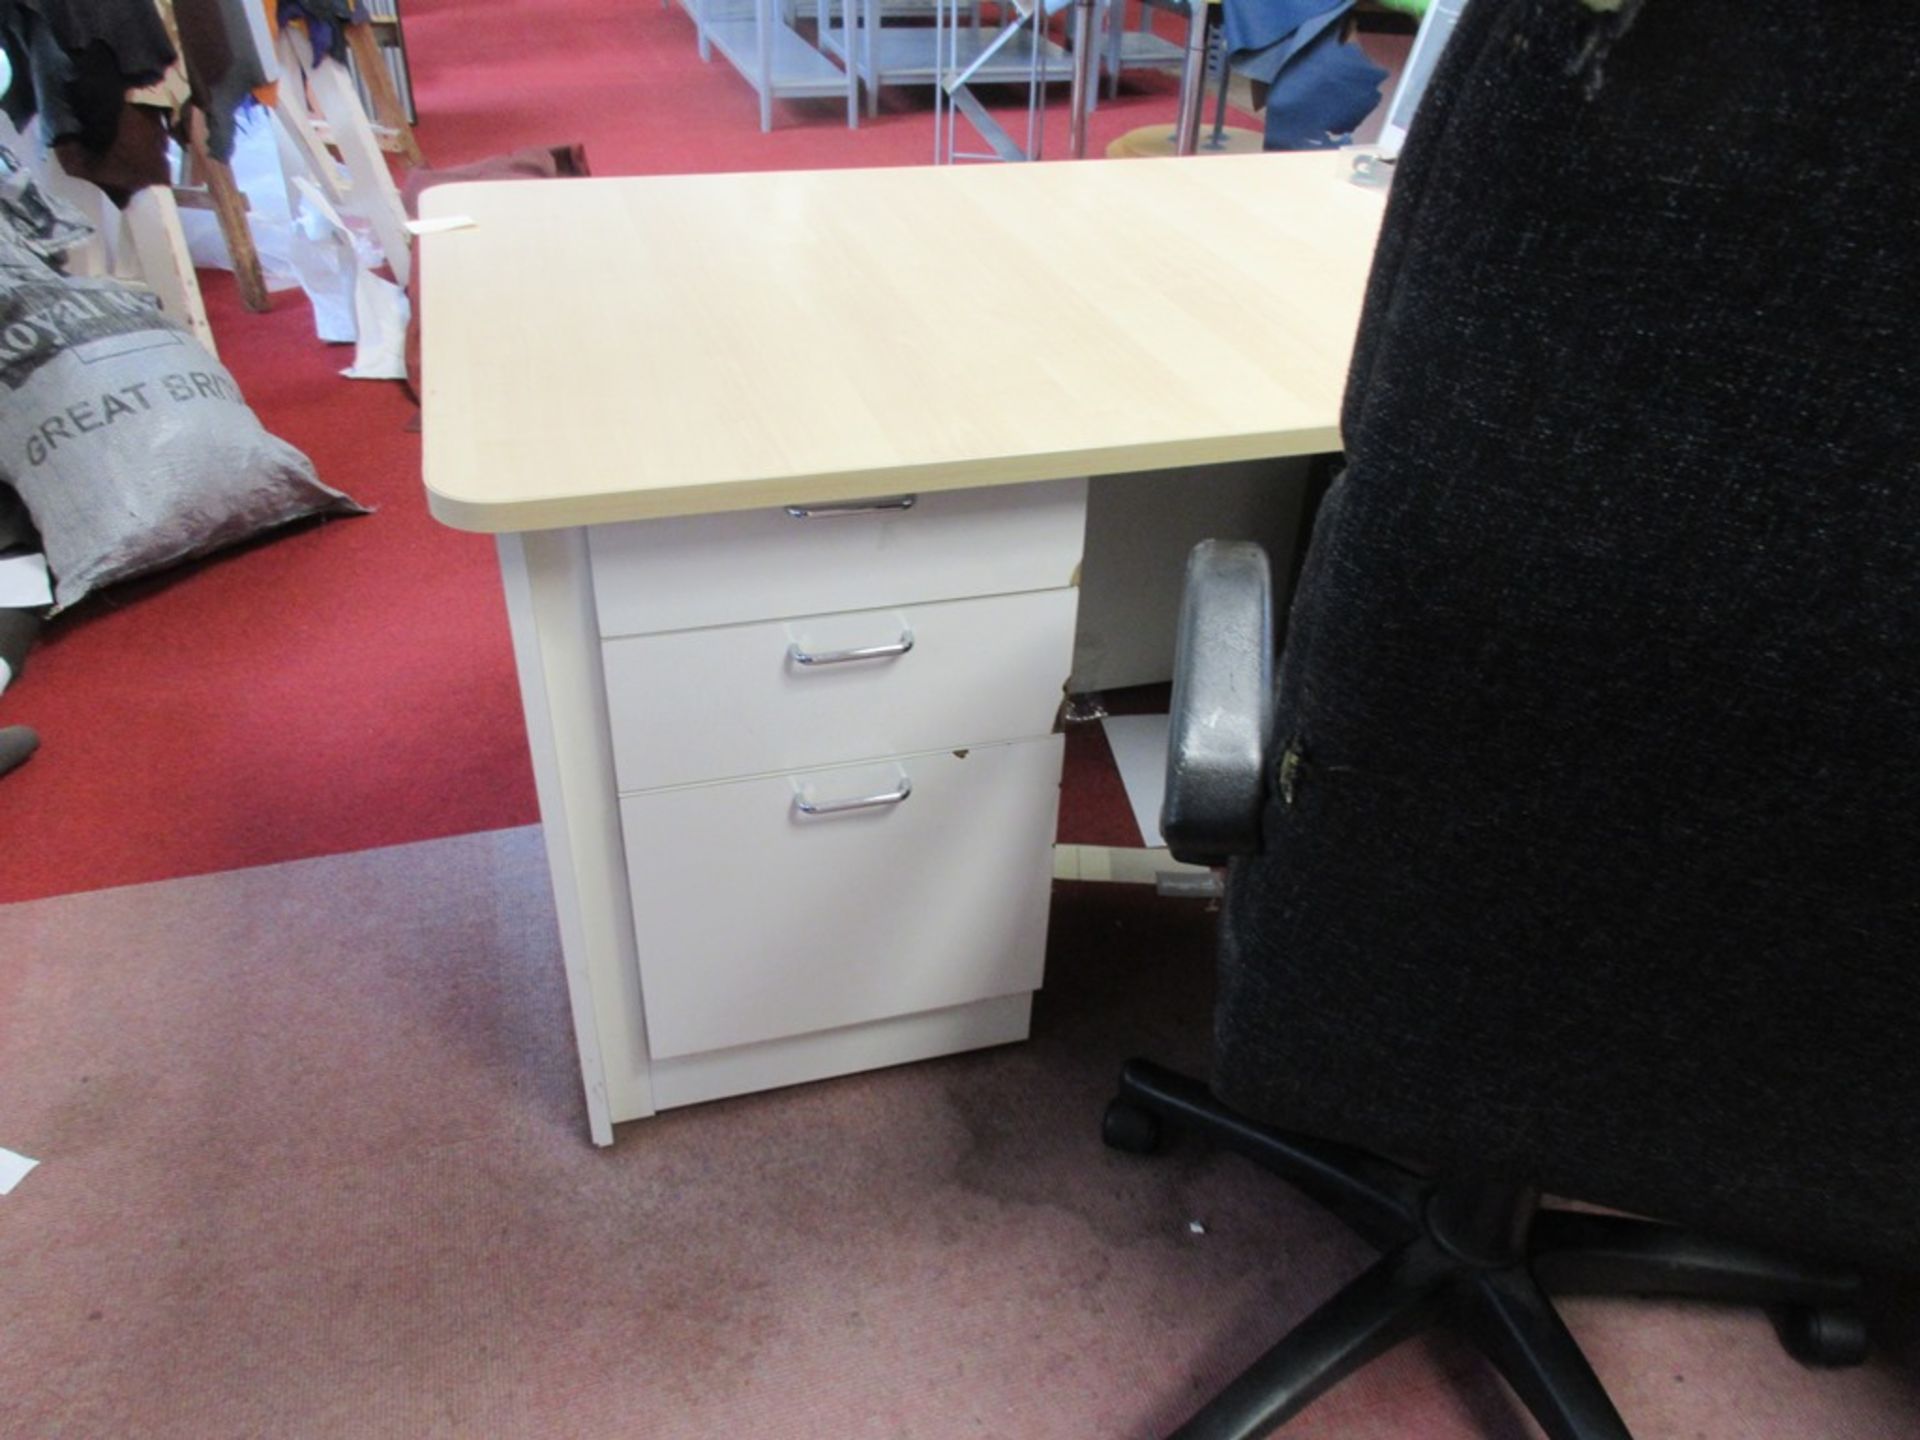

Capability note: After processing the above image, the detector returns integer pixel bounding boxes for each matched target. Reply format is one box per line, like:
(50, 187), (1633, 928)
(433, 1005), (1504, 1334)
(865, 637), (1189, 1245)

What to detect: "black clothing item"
(172, 0), (269, 160)
(277, 0), (369, 66)
(0, 483), (37, 553)
(54, 100), (170, 206)
(1214, 0), (1920, 1273)
(0, 1), (176, 147)
(2, 0), (172, 71)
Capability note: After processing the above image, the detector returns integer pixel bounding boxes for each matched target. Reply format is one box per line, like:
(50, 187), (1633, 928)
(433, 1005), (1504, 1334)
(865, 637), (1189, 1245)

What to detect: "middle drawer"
(602, 587), (1078, 794)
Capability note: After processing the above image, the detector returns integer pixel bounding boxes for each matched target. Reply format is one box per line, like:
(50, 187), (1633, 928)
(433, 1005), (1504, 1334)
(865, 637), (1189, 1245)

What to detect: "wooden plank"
(304, 53), (412, 283)
(201, 154), (271, 313)
(188, 111), (270, 314)
(123, 188), (218, 357)
(346, 20), (425, 166)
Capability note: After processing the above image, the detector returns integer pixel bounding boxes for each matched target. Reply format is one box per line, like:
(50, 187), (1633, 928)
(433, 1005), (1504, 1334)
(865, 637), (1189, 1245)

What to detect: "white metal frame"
(1098, 0), (1185, 101)
(681, 0), (860, 131)
(933, 0), (1081, 162)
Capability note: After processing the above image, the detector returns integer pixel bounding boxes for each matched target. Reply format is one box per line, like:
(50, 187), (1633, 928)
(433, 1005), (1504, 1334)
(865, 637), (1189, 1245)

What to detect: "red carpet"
(0, 277), (535, 905)
(0, 0), (1226, 903)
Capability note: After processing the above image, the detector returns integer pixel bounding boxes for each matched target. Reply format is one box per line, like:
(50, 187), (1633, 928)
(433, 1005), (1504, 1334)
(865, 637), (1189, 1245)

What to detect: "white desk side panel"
(497, 530), (655, 1143)
(1072, 459), (1311, 691)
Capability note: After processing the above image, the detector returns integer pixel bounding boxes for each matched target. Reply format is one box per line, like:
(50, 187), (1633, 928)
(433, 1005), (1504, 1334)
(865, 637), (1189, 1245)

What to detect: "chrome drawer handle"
(793, 777), (913, 817)
(784, 495), (918, 519)
(788, 630), (915, 667)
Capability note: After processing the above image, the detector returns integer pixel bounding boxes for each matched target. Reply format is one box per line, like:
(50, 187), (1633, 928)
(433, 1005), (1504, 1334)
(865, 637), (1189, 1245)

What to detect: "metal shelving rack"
(927, 0), (1091, 162)
(819, 0), (1076, 131)
(1099, 0), (1184, 98)
(349, 0), (418, 125)
(677, 0), (861, 130)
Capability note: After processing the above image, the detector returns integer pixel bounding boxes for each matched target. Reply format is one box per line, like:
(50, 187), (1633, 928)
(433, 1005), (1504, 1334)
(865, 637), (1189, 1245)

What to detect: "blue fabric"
(277, 0), (368, 67)
(1221, 0), (1385, 150)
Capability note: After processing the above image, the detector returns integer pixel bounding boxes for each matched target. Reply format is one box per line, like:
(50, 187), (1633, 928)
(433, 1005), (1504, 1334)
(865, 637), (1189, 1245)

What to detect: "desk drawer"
(602, 588), (1076, 793)
(621, 738), (1061, 1060)
(588, 478), (1088, 638)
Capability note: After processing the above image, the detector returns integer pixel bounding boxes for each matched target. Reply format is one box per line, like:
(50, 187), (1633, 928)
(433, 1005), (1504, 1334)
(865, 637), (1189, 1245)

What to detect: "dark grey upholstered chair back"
(1214, 0), (1920, 1274)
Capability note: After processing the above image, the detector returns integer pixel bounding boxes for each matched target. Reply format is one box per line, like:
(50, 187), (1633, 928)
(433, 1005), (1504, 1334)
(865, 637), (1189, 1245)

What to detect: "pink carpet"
(2, 838), (1915, 1437)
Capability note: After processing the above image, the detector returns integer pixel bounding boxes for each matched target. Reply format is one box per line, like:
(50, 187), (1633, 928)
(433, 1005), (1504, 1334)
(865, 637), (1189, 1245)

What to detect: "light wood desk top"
(421, 150), (1386, 534)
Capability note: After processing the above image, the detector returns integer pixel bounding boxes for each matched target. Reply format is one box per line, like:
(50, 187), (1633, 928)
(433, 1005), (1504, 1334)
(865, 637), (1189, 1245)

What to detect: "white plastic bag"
(177, 113), (301, 292)
(345, 267), (409, 380)
(286, 178), (410, 378)
(288, 178), (359, 342)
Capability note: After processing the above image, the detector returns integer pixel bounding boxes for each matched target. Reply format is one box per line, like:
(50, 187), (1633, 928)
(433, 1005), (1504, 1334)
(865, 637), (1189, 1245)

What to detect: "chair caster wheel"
(1773, 1304), (1870, 1368)
(1102, 1098), (1164, 1155)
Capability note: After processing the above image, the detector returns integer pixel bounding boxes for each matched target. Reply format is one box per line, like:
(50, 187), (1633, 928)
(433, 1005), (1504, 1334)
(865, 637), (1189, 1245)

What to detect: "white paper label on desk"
(1102, 713), (1173, 850)
(405, 216), (477, 236)
(0, 1146), (39, 1196)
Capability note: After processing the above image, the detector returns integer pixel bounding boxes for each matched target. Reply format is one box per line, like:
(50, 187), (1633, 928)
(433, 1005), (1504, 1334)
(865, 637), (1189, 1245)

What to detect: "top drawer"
(587, 477), (1088, 638)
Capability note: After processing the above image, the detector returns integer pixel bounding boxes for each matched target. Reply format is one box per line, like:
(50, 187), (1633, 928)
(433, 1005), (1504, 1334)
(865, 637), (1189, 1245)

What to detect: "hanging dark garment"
(0, 0), (175, 84)
(276, 0), (369, 68)
(52, 101), (170, 206)
(1221, 0), (1387, 151)
(172, 0), (271, 160)
(0, 1), (176, 145)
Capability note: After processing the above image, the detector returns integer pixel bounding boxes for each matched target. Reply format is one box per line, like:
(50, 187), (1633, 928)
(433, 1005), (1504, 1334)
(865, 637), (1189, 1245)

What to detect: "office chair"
(1100, 2), (1920, 1437)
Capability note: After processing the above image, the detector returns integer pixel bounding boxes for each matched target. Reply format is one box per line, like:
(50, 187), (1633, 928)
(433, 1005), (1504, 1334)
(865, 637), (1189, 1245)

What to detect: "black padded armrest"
(1160, 540), (1274, 865)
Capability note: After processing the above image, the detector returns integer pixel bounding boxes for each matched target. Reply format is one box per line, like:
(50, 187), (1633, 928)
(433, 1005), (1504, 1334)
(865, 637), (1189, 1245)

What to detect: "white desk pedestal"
(499, 481), (1088, 1144)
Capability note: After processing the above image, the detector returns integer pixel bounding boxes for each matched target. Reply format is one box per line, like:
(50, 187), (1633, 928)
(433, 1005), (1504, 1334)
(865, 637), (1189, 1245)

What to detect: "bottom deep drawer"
(621, 737), (1063, 1061)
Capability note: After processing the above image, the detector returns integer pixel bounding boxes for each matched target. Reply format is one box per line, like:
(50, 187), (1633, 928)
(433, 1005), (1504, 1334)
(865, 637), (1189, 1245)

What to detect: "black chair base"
(1105, 1059), (1869, 1440)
